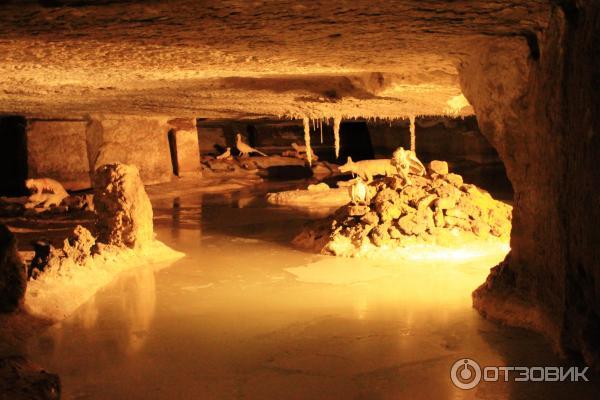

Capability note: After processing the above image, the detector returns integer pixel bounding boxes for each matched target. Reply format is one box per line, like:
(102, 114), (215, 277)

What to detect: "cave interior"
(0, 0), (598, 398)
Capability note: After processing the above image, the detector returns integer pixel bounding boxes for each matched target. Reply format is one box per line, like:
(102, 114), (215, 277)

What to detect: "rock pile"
(28, 225), (96, 280)
(293, 160), (512, 257)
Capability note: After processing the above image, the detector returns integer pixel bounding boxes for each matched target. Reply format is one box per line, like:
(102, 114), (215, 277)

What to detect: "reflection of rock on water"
(120, 268), (157, 354)
(55, 266), (157, 360)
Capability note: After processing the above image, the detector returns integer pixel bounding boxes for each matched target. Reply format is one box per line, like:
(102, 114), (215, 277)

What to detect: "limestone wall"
(22, 116), (201, 189)
(92, 116), (173, 185)
(26, 119), (91, 190)
(461, 2), (600, 367)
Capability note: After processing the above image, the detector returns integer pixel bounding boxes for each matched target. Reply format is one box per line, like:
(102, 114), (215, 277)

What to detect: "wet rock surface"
(294, 161), (511, 257)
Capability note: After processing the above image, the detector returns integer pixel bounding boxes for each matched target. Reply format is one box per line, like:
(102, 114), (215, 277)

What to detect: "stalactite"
(409, 115), (416, 152)
(333, 116), (341, 159)
(319, 118), (323, 143)
(303, 117), (312, 166)
(311, 118), (315, 132)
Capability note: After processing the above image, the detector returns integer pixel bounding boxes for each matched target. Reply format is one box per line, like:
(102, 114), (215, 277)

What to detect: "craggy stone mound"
(293, 162), (512, 257)
(93, 163), (154, 248)
(28, 225), (96, 280)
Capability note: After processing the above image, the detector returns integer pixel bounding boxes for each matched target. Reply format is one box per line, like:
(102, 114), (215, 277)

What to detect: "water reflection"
(23, 182), (599, 399)
(30, 265), (159, 368)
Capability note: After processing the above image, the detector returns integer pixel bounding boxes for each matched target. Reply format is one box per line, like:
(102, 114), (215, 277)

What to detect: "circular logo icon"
(450, 358), (482, 389)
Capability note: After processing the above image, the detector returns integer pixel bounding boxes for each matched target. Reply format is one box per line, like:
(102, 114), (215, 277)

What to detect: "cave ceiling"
(0, 0), (551, 119)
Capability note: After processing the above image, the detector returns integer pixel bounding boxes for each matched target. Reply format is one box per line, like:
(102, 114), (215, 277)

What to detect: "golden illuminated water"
(25, 182), (598, 399)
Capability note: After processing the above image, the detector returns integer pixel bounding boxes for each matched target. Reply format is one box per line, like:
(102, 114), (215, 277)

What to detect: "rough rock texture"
(26, 119), (91, 190)
(0, 1), (553, 119)
(294, 165), (511, 257)
(0, 225), (26, 313)
(93, 163), (154, 248)
(0, 356), (60, 400)
(28, 225), (97, 281)
(460, 3), (600, 367)
(91, 116), (172, 185)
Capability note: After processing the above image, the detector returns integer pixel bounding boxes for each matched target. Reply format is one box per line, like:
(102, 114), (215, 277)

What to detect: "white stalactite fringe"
(333, 116), (341, 159)
(409, 115), (416, 152)
(303, 117), (312, 166)
(319, 119), (323, 143)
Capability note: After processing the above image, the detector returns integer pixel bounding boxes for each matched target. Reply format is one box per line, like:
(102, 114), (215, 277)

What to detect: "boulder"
(0, 224), (26, 313)
(93, 163), (154, 248)
(62, 225), (96, 264)
(433, 209), (445, 228)
(417, 194), (436, 211)
(428, 160), (449, 175)
(360, 211), (380, 226)
(370, 225), (391, 247)
(445, 208), (468, 219)
(397, 215), (416, 235)
(375, 201), (402, 222)
(307, 182), (329, 192)
(435, 196), (458, 210)
(472, 221), (491, 237)
(445, 173), (464, 187)
(373, 188), (399, 204)
(348, 205), (370, 217)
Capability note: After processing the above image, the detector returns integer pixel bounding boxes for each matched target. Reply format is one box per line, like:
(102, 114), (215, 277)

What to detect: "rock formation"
(28, 225), (97, 281)
(0, 356), (60, 400)
(459, 3), (600, 367)
(294, 159), (511, 257)
(0, 0), (596, 370)
(93, 163), (154, 248)
(0, 224), (26, 313)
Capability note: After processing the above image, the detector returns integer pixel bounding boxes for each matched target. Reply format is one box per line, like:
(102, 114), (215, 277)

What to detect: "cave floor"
(24, 179), (598, 399)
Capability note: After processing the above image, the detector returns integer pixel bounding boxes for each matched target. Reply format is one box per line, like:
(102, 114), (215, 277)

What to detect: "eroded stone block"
(93, 163), (154, 248)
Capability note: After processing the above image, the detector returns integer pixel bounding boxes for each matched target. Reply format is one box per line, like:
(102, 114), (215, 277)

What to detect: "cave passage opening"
(0, 116), (28, 197)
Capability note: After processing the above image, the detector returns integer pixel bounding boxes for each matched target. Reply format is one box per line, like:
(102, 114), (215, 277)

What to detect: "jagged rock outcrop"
(28, 225), (96, 280)
(93, 163), (154, 248)
(294, 164), (511, 257)
(460, 2), (600, 368)
(0, 224), (26, 313)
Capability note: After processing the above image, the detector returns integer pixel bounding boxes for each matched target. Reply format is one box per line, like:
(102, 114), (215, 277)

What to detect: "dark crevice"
(523, 31), (540, 61)
(553, 0), (580, 25)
